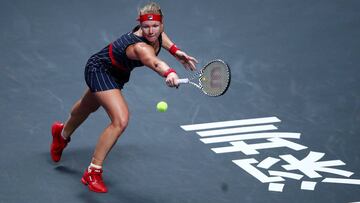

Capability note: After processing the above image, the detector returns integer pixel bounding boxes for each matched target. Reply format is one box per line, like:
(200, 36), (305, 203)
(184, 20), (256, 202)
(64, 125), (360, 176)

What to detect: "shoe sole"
(81, 178), (107, 193)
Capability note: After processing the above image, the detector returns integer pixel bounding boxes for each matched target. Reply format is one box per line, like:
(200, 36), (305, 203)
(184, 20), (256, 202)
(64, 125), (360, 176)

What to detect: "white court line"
(232, 159), (285, 183)
(268, 170), (304, 180)
(200, 132), (301, 144)
(257, 157), (281, 169)
(197, 125), (278, 137)
(212, 138), (307, 154)
(180, 117), (281, 131)
(268, 183), (284, 192)
(322, 178), (360, 185)
(301, 181), (317, 190)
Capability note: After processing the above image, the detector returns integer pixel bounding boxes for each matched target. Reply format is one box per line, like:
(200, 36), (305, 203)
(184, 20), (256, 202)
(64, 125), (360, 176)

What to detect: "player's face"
(140, 21), (163, 42)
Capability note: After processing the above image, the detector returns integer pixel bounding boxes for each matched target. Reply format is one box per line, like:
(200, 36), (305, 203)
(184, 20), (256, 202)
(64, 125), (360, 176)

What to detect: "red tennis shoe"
(81, 167), (108, 193)
(50, 122), (70, 162)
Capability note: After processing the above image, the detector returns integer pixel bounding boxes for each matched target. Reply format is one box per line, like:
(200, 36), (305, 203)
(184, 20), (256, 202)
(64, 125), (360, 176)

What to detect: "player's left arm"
(133, 43), (179, 88)
(161, 32), (198, 71)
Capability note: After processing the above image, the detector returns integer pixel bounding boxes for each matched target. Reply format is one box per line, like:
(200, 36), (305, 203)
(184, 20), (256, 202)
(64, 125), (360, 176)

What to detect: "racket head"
(199, 59), (231, 97)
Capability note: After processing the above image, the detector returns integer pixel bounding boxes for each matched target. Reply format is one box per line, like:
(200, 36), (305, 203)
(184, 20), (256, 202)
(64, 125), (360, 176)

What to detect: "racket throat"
(189, 81), (201, 89)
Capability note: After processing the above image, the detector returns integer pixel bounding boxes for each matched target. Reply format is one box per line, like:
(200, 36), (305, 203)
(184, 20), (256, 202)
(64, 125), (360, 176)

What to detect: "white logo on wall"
(181, 117), (360, 192)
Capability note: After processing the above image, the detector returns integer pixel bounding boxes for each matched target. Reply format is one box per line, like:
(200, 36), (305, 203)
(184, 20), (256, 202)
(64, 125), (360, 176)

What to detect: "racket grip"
(177, 78), (189, 84)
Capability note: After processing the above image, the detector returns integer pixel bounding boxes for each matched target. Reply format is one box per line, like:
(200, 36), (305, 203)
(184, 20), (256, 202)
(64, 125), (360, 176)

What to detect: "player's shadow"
(41, 147), (94, 183)
(41, 144), (170, 202)
(42, 144), (148, 186)
(42, 146), (93, 167)
(76, 187), (164, 203)
(46, 145), (162, 202)
(52, 165), (115, 188)
(54, 165), (81, 175)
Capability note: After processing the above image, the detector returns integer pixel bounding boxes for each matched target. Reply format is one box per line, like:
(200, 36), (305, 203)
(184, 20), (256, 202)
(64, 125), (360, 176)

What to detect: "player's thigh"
(77, 88), (100, 113)
(93, 89), (129, 125)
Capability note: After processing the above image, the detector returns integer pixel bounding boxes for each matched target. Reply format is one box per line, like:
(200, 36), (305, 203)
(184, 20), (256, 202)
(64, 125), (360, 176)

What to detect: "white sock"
(89, 163), (102, 169)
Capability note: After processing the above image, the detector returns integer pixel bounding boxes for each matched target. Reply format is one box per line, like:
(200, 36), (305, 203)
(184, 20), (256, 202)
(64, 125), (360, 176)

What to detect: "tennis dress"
(84, 31), (162, 92)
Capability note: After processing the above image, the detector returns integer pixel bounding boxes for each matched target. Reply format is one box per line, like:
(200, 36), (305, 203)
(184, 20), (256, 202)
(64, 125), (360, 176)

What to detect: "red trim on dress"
(109, 44), (127, 71)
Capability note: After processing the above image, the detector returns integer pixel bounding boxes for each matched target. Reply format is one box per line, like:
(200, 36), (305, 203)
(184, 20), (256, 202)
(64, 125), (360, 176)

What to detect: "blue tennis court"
(1, 0), (359, 202)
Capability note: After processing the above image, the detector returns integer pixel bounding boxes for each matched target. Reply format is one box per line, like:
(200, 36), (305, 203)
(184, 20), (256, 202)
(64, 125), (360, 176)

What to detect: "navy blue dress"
(84, 30), (162, 92)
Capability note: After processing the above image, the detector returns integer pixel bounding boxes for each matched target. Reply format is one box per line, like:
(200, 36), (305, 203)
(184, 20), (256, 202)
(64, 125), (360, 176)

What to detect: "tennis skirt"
(84, 56), (130, 92)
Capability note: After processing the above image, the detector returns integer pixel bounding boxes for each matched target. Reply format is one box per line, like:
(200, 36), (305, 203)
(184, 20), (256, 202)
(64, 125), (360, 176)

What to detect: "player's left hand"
(174, 50), (198, 71)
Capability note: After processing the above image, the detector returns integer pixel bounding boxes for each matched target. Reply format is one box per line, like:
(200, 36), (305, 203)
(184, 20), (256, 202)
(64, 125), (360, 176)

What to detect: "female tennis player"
(50, 2), (198, 193)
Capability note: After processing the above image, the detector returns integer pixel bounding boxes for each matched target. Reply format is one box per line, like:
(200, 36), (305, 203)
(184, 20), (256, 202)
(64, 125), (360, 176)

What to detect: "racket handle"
(177, 78), (189, 84)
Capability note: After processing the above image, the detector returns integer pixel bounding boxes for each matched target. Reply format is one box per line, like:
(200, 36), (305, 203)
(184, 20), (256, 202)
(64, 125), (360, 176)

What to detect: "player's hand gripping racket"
(177, 59), (231, 97)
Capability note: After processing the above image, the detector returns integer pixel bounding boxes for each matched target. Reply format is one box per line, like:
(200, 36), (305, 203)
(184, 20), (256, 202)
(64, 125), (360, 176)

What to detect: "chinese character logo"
(181, 117), (360, 192)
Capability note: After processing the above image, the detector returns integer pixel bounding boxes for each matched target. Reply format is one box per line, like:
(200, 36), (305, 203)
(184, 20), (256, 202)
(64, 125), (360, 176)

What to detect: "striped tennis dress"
(84, 31), (162, 92)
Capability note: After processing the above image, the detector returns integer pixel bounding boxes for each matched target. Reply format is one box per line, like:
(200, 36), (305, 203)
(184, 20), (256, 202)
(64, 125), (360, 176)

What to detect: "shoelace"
(89, 171), (104, 183)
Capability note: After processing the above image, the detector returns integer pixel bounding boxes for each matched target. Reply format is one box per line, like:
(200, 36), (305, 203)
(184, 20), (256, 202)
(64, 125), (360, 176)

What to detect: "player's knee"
(111, 117), (129, 134)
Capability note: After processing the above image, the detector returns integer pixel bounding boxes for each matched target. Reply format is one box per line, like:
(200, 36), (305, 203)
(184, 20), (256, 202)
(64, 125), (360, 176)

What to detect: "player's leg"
(92, 88), (129, 165)
(81, 88), (129, 193)
(62, 88), (100, 139)
(51, 88), (100, 162)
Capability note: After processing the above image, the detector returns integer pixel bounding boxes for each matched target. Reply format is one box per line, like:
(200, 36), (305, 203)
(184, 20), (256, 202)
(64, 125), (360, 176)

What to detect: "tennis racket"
(177, 59), (231, 97)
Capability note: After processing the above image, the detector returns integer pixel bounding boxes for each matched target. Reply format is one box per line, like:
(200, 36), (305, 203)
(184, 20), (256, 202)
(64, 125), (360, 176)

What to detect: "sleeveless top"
(91, 29), (162, 83)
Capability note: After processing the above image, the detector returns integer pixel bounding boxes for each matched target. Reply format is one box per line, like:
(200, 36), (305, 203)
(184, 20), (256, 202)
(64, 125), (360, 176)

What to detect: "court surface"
(1, 0), (360, 202)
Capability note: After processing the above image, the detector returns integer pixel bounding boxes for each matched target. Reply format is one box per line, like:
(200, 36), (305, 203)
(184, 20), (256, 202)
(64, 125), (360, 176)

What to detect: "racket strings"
(199, 60), (230, 96)
(188, 71), (203, 82)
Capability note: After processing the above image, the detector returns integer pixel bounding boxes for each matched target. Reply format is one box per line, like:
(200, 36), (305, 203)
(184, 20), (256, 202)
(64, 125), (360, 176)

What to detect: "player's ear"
(160, 23), (164, 33)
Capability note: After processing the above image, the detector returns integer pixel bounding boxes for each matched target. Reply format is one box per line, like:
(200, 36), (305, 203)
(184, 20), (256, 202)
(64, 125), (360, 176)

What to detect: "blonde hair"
(138, 2), (163, 16)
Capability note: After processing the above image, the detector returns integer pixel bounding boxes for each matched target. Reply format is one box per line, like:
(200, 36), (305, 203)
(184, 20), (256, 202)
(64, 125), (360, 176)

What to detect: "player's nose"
(149, 27), (153, 34)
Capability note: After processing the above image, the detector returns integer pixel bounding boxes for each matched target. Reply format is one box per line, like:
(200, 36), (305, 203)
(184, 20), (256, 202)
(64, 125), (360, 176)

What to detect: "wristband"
(169, 44), (180, 56)
(163, 68), (176, 77)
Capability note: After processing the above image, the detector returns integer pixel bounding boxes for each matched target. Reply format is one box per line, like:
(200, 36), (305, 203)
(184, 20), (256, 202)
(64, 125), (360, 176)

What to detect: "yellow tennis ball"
(156, 101), (168, 112)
